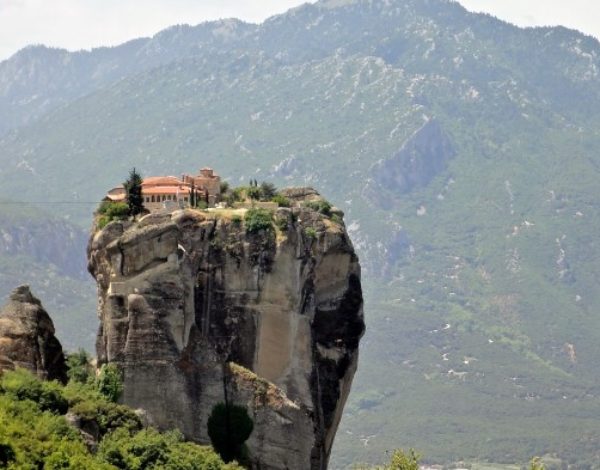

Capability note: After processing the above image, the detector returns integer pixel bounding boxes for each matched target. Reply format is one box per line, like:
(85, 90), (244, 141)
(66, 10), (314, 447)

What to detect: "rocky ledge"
(87, 188), (365, 470)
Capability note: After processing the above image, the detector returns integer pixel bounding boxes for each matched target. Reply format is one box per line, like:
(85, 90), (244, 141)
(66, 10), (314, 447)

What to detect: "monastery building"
(105, 168), (221, 212)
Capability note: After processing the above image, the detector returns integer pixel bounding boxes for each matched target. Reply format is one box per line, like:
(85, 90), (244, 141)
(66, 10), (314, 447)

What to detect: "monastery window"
(151, 196), (155, 202)
(162, 195), (166, 201)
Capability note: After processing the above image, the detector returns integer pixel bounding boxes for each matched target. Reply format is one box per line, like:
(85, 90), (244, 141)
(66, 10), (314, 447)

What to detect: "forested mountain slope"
(0, 204), (95, 350)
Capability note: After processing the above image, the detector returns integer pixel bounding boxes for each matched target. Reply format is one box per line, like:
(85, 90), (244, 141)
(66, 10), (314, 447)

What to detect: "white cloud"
(457, 0), (600, 39)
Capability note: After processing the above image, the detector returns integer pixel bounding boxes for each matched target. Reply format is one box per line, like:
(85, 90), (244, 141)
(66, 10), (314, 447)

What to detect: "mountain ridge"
(2, 0), (600, 136)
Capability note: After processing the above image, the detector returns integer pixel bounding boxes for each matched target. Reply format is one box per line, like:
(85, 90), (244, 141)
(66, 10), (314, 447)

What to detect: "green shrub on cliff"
(275, 216), (289, 232)
(98, 428), (237, 470)
(98, 201), (129, 218)
(271, 194), (291, 207)
(0, 369), (239, 469)
(244, 208), (273, 233)
(304, 199), (332, 216)
(65, 382), (141, 436)
(246, 186), (261, 200)
(0, 371), (96, 468)
(97, 201), (129, 229)
(1, 368), (68, 414)
(304, 227), (317, 240)
(96, 363), (124, 403)
(228, 187), (244, 204)
(259, 181), (277, 201)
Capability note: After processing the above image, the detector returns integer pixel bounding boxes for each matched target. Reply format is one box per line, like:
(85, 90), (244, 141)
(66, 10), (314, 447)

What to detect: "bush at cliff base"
(207, 403), (254, 464)
(96, 363), (124, 403)
(0, 368), (241, 469)
(66, 349), (94, 384)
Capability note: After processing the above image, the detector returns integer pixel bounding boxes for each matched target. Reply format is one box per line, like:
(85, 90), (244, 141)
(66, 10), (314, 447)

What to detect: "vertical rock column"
(88, 193), (364, 470)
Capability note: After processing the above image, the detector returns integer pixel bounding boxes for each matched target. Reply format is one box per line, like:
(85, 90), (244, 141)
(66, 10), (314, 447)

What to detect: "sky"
(1, 0), (599, 62)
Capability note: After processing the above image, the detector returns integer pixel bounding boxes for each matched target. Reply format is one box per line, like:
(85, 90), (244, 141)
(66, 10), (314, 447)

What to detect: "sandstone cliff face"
(0, 285), (68, 383)
(87, 189), (364, 470)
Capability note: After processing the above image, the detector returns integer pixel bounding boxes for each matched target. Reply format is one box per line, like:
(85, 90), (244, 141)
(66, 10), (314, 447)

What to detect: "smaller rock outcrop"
(0, 285), (67, 383)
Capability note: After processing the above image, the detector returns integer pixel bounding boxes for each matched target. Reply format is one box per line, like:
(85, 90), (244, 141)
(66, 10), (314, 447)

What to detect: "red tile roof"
(143, 176), (182, 186)
(142, 185), (193, 195)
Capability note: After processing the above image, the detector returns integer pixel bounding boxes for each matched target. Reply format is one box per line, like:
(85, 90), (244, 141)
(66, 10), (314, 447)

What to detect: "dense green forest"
(0, 365), (240, 469)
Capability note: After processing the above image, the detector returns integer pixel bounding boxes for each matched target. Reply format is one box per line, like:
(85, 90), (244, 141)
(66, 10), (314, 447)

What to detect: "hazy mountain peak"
(318, 0), (360, 8)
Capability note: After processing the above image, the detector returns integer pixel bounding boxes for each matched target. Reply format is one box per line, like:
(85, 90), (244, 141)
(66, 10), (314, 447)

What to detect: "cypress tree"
(123, 168), (144, 216)
(189, 183), (196, 207)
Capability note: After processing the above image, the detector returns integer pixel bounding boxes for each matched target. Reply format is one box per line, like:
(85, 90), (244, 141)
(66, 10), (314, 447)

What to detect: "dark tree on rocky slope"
(123, 168), (144, 216)
(208, 402), (254, 464)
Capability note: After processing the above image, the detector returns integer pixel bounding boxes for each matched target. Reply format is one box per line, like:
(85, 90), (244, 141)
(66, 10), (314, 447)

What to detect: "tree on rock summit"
(124, 168), (144, 216)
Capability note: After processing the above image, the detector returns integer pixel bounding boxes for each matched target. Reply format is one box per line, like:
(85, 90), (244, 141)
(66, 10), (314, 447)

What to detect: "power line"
(0, 201), (103, 205)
